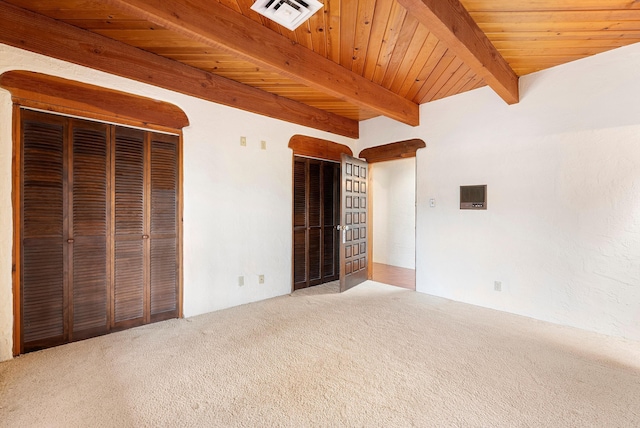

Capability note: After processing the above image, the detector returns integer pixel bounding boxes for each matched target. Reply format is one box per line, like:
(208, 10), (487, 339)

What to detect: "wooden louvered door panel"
(18, 109), (181, 354)
(113, 127), (147, 329)
(322, 163), (340, 283)
(340, 154), (369, 292)
(292, 156), (340, 290)
(307, 160), (322, 286)
(69, 119), (110, 340)
(293, 158), (307, 290)
(20, 111), (67, 352)
(149, 133), (179, 322)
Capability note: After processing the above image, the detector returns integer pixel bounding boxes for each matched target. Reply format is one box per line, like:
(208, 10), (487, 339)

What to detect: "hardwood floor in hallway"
(372, 263), (415, 290)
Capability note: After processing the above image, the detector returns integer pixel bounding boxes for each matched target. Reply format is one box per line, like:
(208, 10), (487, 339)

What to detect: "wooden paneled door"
(18, 109), (180, 353)
(293, 156), (340, 290)
(340, 154), (369, 292)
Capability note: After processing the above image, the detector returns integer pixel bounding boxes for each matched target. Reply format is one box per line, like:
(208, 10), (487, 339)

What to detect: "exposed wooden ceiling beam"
(397, 0), (519, 104)
(0, 1), (358, 138)
(102, 0), (420, 126)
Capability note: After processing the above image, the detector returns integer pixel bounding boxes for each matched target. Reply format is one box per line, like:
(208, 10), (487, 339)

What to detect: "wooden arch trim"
(289, 135), (353, 163)
(0, 70), (189, 132)
(358, 139), (426, 164)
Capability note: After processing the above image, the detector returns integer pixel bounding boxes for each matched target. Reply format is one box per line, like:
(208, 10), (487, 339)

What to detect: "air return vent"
(251, 0), (323, 31)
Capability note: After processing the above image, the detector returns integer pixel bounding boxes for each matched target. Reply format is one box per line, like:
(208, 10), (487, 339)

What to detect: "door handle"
(67, 238), (74, 244)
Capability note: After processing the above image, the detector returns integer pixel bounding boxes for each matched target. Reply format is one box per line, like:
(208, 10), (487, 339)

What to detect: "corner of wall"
(0, 88), (14, 361)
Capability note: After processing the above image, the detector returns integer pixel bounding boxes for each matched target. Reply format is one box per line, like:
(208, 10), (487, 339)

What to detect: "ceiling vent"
(251, 0), (323, 31)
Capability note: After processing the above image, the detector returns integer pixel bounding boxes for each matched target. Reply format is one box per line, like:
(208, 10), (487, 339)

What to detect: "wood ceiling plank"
(430, 62), (471, 102)
(388, 23), (431, 93)
(0, 1), (359, 138)
(405, 42), (448, 101)
(504, 55), (589, 65)
(294, 21), (315, 52)
(443, 67), (477, 98)
(381, 14), (420, 89)
(455, 73), (484, 93)
(103, 0), (419, 126)
(493, 39), (640, 49)
(499, 47), (628, 57)
(419, 56), (464, 103)
(339, 0), (359, 68)
(362, 0), (395, 81)
(485, 30), (640, 41)
(461, 0), (640, 12)
(398, 0), (519, 104)
(414, 50), (456, 103)
(306, 4), (328, 57)
(326, 0), (341, 64)
(351, 0), (377, 74)
(471, 10), (640, 25)
(476, 21), (640, 33)
(396, 32), (439, 97)
(469, 78), (486, 91)
(372, 2), (409, 84)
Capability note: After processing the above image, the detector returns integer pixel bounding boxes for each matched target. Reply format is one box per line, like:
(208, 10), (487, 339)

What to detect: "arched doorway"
(360, 139), (425, 290)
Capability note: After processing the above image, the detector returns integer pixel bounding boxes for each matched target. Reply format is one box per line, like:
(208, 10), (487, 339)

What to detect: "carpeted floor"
(1, 281), (639, 427)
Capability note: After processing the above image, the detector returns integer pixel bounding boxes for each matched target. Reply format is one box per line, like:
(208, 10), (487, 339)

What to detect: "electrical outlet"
(260, 140), (267, 150)
(240, 136), (247, 147)
(238, 276), (244, 286)
(259, 274), (265, 284)
(494, 281), (502, 292)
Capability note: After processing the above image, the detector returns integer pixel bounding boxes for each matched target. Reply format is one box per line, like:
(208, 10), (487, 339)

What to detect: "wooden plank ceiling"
(2, 0), (640, 137)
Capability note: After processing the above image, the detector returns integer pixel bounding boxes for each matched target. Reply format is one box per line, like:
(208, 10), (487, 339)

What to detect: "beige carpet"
(1, 281), (640, 427)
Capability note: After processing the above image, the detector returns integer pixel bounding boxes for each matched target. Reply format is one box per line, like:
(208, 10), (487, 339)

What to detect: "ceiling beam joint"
(398, 0), (519, 104)
(102, 0), (420, 126)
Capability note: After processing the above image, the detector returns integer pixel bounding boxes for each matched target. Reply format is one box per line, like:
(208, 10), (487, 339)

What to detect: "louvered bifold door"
(307, 160), (323, 286)
(69, 119), (110, 340)
(20, 111), (67, 352)
(292, 157), (340, 290)
(293, 158), (307, 290)
(149, 133), (179, 322)
(113, 127), (146, 329)
(322, 163), (339, 283)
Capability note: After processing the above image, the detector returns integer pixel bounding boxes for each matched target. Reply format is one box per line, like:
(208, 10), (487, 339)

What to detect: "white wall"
(371, 158), (416, 269)
(360, 42), (640, 341)
(0, 43), (357, 361)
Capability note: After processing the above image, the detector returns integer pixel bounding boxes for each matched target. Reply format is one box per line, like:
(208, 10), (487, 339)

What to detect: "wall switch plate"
(429, 198), (436, 207)
(494, 281), (502, 292)
(259, 274), (265, 284)
(239, 276), (245, 286)
(261, 140), (267, 150)
(240, 136), (247, 147)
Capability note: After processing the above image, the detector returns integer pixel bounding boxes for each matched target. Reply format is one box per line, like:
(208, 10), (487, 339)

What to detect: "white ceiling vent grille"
(251, 0), (323, 31)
